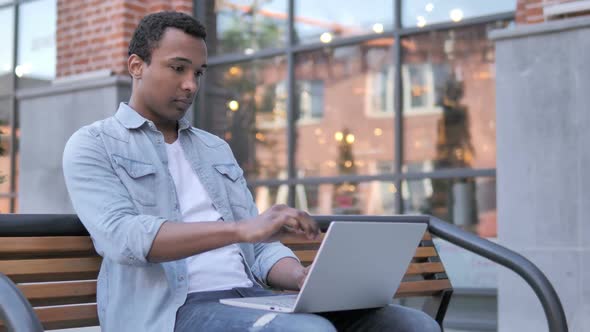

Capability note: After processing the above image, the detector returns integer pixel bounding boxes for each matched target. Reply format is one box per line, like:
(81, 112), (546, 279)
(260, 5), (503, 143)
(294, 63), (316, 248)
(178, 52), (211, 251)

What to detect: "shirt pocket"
(213, 163), (249, 210)
(112, 154), (157, 206)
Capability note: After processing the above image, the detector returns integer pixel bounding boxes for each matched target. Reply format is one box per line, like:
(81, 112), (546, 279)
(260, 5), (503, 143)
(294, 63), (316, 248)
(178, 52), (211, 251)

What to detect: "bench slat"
(405, 262), (445, 276)
(0, 257), (101, 283)
(395, 279), (452, 298)
(18, 281), (97, 307)
(0, 237), (96, 259)
(36, 304), (98, 330)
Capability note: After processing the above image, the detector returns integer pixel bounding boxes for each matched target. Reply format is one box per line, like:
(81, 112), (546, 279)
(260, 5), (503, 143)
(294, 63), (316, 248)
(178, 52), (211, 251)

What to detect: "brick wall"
(516, 0), (587, 24)
(57, 0), (193, 78)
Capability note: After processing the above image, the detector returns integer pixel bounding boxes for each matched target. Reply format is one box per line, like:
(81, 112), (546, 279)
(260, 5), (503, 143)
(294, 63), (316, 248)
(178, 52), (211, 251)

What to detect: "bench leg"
(421, 290), (453, 330)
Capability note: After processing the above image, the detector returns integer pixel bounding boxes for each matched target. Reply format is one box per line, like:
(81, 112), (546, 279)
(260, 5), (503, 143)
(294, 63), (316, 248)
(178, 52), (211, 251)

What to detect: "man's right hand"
(237, 204), (320, 243)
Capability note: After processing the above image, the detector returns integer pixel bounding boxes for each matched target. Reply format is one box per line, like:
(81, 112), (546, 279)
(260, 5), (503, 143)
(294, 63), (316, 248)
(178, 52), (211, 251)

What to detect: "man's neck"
(128, 97), (179, 143)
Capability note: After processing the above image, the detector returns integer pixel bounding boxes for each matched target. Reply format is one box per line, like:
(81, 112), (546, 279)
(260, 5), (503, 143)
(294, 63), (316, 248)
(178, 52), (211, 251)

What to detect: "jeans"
(175, 287), (441, 332)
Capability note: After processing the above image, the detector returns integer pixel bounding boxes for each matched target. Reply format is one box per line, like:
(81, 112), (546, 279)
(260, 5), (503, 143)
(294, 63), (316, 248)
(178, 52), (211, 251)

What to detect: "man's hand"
(237, 204), (319, 243)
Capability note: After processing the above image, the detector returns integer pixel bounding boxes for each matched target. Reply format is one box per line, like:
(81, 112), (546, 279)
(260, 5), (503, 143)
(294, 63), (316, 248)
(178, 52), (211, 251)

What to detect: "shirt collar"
(115, 102), (191, 132)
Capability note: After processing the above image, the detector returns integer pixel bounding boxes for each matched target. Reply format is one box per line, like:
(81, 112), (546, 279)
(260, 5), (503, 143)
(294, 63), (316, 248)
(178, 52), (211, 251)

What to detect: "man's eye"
(171, 66), (184, 72)
(195, 71), (204, 77)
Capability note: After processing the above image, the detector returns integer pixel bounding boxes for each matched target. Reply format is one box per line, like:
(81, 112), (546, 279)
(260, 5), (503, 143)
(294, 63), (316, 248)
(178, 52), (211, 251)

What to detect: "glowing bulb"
(425, 3), (434, 12)
(15, 63), (32, 78)
(374, 128), (383, 136)
(372, 23), (384, 34)
(320, 32), (333, 44)
(228, 100), (239, 111)
(345, 134), (355, 144)
(334, 131), (344, 141)
(417, 16), (427, 28)
(228, 66), (242, 77)
(450, 9), (464, 22)
(244, 48), (254, 55)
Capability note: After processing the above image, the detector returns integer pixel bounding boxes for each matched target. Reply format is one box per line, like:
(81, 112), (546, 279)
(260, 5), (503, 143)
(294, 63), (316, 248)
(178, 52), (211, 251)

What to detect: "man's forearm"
(147, 221), (242, 263)
(267, 257), (305, 291)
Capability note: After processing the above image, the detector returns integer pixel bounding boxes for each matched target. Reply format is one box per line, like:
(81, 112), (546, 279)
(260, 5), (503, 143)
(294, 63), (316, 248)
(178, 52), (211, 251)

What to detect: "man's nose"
(182, 76), (198, 93)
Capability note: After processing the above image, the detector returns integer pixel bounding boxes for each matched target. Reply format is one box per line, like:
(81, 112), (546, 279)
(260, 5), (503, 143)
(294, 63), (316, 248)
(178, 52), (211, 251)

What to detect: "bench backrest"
(0, 219), (452, 330)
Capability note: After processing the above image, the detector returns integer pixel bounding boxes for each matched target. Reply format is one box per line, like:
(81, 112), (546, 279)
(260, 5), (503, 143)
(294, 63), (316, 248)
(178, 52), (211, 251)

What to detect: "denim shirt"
(62, 103), (297, 331)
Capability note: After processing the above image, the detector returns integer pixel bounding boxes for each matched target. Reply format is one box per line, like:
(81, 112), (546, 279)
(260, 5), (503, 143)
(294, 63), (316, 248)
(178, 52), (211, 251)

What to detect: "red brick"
(57, 0), (193, 77)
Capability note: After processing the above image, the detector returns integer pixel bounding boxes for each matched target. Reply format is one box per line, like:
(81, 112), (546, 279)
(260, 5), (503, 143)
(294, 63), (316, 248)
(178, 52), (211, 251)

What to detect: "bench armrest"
(0, 273), (43, 332)
(310, 215), (569, 332)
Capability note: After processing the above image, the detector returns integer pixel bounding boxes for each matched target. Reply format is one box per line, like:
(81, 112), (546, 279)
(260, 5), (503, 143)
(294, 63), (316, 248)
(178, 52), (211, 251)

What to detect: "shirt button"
(178, 276), (185, 282)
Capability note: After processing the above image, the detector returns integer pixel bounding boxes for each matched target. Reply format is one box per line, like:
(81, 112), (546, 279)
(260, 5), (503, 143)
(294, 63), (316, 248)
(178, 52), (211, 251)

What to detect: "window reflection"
(403, 22), (508, 171)
(16, 0), (56, 89)
(294, 41), (396, 181)
(295, 0), (393, 44)
(403, 176), (497, 237)
(0, 98), (12, 194)
(205, 0), (288, 56)
(203, 57), (288, 180)
(253, 181), (397, 216)
(0, 7), (14, 96)
(402, 0), (516, 27)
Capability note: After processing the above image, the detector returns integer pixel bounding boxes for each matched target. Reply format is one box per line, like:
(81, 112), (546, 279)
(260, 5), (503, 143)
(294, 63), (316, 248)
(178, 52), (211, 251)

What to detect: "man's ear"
(128, 54), (144, 80)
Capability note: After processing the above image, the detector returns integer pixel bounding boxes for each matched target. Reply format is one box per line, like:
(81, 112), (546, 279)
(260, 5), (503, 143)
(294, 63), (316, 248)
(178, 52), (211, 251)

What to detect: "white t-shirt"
(165, 139), (253, 293)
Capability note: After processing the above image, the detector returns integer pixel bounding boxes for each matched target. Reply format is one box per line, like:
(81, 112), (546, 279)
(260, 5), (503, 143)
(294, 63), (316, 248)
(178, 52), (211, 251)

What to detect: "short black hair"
(128, 11), (207, 64)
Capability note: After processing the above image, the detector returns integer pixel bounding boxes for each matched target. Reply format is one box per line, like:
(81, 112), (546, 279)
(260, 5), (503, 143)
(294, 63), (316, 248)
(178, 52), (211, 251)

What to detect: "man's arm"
(148, 204), (319, 262)
(266, 257), (309, 291)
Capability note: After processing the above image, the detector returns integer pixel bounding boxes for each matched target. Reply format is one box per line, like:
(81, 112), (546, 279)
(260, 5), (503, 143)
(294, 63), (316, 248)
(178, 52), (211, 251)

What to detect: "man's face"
(133, 28), (208, 124)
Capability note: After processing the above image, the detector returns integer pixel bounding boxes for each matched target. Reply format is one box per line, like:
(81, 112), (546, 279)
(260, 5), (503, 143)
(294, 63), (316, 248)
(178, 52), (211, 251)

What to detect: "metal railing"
(0, 273), (43, 332)
(312, 215), (568, 332)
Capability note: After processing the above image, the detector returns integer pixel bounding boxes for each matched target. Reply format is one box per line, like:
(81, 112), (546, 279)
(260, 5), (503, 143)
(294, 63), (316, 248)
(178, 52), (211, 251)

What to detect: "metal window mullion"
(398, 11), (515, 36)
(393, 0), (403, 214)
(286, 0), (296, 207)
(9, 1), (18, 212)
(248, 167), (496, 188)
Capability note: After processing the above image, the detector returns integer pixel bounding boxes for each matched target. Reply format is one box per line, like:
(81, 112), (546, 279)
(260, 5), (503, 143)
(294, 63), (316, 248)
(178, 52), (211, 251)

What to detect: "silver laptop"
(220, 221), (427, 313)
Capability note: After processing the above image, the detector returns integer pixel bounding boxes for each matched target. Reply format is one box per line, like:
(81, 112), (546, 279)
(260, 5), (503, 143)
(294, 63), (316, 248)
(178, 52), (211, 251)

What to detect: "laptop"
(220, 221), (427, 313)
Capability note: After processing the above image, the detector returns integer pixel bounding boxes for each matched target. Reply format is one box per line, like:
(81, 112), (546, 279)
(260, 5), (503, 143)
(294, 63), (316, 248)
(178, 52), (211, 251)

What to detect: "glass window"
(402, 22), (508, 171)
(202, 56), (288, 180)
(253, 180), (398, 216)
(16, 0), (56, 89)
(295, 0), (393, 44)
(205, 0), (288, 56)
(252, 185), (287, 213)
(302, 181), (398, 215)
(0, 6), (14, 96)
(0, 98), (12, 194)
(0, 196), (11, 213)
(402, 176), (497, 237)
(402, 0), (516, 28)
(294, 41), (396, 179)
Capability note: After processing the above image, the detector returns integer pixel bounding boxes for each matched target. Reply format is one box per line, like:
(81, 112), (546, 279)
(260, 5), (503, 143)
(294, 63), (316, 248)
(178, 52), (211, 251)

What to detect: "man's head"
(127, 12), (208, 127)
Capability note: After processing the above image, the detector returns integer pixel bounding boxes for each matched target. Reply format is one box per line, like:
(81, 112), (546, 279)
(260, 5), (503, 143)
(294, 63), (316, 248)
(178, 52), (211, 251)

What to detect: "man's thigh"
(175, 301), (336, 332)
(320, 304), (441, 332)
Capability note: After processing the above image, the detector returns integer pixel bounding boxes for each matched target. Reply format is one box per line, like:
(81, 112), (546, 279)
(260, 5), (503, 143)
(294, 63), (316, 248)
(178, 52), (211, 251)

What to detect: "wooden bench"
(0, 215), (452, 330)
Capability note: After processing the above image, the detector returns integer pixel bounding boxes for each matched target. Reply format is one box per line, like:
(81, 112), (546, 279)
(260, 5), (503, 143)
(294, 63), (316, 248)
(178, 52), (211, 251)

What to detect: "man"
(63, 11), (440, 332)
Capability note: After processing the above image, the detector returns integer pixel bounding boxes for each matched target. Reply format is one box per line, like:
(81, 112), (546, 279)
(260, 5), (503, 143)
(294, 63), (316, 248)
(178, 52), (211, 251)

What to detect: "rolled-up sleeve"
(252, 242), (300, 285)
(63, 126), (166, 266)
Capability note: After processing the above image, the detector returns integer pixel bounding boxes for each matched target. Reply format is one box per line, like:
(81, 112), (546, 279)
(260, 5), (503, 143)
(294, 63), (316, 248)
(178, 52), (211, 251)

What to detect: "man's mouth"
(173, 98), (193, 108)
